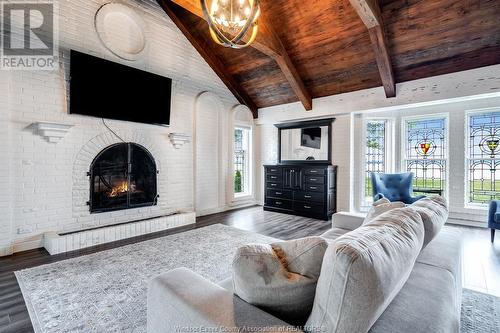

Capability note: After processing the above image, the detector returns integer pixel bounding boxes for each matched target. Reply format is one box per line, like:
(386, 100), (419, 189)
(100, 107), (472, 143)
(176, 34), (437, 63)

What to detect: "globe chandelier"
(200, 0), (260, 49)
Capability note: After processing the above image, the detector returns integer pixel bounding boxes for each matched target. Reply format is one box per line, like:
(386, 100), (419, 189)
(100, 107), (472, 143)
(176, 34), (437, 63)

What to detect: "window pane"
(406, 160), (446, 196)
(468, 112), (500, 204)
(405, 118), (446, 195)
(469, 112), (500, 159)
(365, 121), (386, 201)
(406, 118), (446, 160)
(234, 129), (245, 194)
(234, 128), (250, 196)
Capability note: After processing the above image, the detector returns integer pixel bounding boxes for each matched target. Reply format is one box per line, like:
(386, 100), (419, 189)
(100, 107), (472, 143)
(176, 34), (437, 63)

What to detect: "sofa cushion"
(306, 207), (424, 333)
(416, 226), (463, 307)
(232, 237), (328, 323)
(321, 227), (350, 241)
(363, 198), (406, 225)
(410, 196), (449, 247)
(147, 268), (296, 333)
(369, 262), (460, 333)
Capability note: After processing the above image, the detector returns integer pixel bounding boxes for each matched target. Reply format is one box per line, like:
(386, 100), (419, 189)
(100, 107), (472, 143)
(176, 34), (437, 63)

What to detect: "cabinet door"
(293, 168), (303, 189)
(284, 168), (303, 189)
(283, 168), (293, 189)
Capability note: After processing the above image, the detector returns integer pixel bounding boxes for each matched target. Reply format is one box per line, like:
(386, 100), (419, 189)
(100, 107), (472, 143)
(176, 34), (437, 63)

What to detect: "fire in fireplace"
(88, 143), (158, 213)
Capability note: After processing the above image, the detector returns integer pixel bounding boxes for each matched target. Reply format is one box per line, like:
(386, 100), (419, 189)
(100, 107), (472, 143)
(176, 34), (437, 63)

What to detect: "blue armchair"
(488, 200), (500, 243)
(371, 172), (426, 205)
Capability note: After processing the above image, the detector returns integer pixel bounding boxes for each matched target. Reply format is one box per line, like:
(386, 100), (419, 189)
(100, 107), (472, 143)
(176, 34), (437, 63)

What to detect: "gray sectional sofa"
(147, 204), (462, 333)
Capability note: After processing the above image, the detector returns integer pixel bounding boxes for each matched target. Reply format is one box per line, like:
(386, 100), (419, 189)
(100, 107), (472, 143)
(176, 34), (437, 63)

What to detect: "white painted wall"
(195, 92), (223, 215)
(0, 0), (247, 256)
(256, 65), (500, 226)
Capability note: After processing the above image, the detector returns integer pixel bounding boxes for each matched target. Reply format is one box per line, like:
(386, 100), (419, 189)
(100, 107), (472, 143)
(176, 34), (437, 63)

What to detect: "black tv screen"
(301, 127), (322, 149)
(69, 50), (172, 126)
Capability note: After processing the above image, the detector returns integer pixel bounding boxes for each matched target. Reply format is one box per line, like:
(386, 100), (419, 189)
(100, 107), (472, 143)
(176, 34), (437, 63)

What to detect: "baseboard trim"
(196, 201), (259, 217)
(0, 245), (13, 257)
(13, 238), (44, 253)
(0, 238), (44, 257)
(447, 218), (487, 228)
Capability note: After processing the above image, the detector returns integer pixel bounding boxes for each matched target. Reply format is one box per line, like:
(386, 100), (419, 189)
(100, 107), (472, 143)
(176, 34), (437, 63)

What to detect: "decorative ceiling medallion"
(201, 0), (260, 49)
(415, 140), (435, 157)
(479, 135), (500, 158)
(94, 3), (147, 60)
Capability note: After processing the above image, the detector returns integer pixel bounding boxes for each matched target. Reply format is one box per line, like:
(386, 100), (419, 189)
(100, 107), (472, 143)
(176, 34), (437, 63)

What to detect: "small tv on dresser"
(264, 118), (337, 221)
(69, 50), (172, 126)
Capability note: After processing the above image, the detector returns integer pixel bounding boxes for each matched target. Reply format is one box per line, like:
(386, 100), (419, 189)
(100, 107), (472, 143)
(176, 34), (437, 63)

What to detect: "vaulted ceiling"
(157, 0), (500, 117)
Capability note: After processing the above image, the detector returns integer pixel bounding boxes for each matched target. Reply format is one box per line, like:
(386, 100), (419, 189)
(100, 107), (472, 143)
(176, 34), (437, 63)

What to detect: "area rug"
(16, 224), (276, 333)
(461, 289), (500, 333)
(16, 224), (500, 333)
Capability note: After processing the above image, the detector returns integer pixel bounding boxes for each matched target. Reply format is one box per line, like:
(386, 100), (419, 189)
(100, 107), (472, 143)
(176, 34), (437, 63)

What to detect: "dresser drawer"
(266, 167), (281, 175)
(304, 168), (325, 175)
(304, 184), (325, 192)
(306, 176), (325, 184)
(267, 189), (292, 200)
(294, 191), (324, 203)
(267, 181), (283, 189)
(266, 174), (282, 182)
(266, 198), (292, 210)
(293, 201), (325, 213)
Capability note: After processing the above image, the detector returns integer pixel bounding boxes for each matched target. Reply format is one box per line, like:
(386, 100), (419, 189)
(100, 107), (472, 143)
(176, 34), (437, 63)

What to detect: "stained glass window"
(467, 112), (500, 204)
(404, 118), (447, 196)
(365, 120), (386, 203)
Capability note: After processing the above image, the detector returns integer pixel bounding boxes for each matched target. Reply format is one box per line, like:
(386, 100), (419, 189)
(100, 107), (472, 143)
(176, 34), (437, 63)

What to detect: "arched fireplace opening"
(88, 143), (158, 213)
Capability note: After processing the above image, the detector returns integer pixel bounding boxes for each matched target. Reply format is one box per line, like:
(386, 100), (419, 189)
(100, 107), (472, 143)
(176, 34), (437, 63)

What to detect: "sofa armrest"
(147, 268), (298, 333)
(331, 212), (365, 231)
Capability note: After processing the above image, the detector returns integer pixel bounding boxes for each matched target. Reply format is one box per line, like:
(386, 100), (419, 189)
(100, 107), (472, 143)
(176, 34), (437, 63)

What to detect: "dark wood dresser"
(263, 164), (337, 220)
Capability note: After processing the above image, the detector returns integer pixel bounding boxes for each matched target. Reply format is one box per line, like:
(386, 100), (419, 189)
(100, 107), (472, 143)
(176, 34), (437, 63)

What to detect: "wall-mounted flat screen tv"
(301, 127), (322, 149)
(69, 50), (172, 126)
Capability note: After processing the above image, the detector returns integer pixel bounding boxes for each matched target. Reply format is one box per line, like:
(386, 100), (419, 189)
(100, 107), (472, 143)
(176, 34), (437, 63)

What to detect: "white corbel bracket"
(169, 133), (191, 149)
(33, 122), (73, 143)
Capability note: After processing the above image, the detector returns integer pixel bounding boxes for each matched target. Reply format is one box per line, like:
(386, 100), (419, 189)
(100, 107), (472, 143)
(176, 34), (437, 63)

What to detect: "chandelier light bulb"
(210, 1), (218, 13)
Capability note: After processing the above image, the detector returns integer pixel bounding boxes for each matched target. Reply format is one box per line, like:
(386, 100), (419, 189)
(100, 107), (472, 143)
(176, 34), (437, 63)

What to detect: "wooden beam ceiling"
(157, 0), (259, 117)
(167, 0), (312, 111)
(156, 0), (500, 109)
(349, 0), (396, 97)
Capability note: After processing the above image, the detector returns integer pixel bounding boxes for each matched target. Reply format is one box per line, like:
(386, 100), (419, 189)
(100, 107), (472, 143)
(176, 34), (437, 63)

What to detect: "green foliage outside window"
(234, 170), (242, 193)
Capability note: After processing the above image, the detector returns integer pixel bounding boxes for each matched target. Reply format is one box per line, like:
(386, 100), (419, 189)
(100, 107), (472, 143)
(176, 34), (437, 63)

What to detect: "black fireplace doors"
(89, 143), (158, 213)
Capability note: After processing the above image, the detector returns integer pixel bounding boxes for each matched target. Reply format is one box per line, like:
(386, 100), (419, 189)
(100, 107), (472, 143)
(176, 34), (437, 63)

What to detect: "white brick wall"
(0, 0), (240, 255)
(0, 73), (13, 256)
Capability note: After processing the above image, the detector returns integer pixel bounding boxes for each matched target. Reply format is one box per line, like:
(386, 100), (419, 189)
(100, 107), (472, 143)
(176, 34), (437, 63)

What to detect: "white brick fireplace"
(0, 0), (243, 256)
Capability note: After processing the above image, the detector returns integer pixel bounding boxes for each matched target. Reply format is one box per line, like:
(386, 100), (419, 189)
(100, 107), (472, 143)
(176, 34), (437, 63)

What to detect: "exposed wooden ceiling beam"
(168, 0), (313, 111)
(349, 0), (396, 97)
(157, 0), (259, 118)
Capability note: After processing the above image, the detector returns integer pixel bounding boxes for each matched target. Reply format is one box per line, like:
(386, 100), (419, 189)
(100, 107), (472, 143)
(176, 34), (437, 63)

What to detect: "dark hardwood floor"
(0, 206), (498, 333)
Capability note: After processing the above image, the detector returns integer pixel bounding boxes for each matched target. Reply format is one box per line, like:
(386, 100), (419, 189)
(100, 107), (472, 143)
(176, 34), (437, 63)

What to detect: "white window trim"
(464, 107), (500, 209)
(359, 117), (395, 211)
(232, 123), (253, 201)
(400, 113), (450, 202)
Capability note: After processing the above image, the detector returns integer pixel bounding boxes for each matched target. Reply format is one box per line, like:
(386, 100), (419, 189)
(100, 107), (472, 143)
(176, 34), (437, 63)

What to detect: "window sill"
(234, 192), (251, 199)
(463, 204), (488, 211)
(230, 195), (256, 208)
(233, 194), (254, 204)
